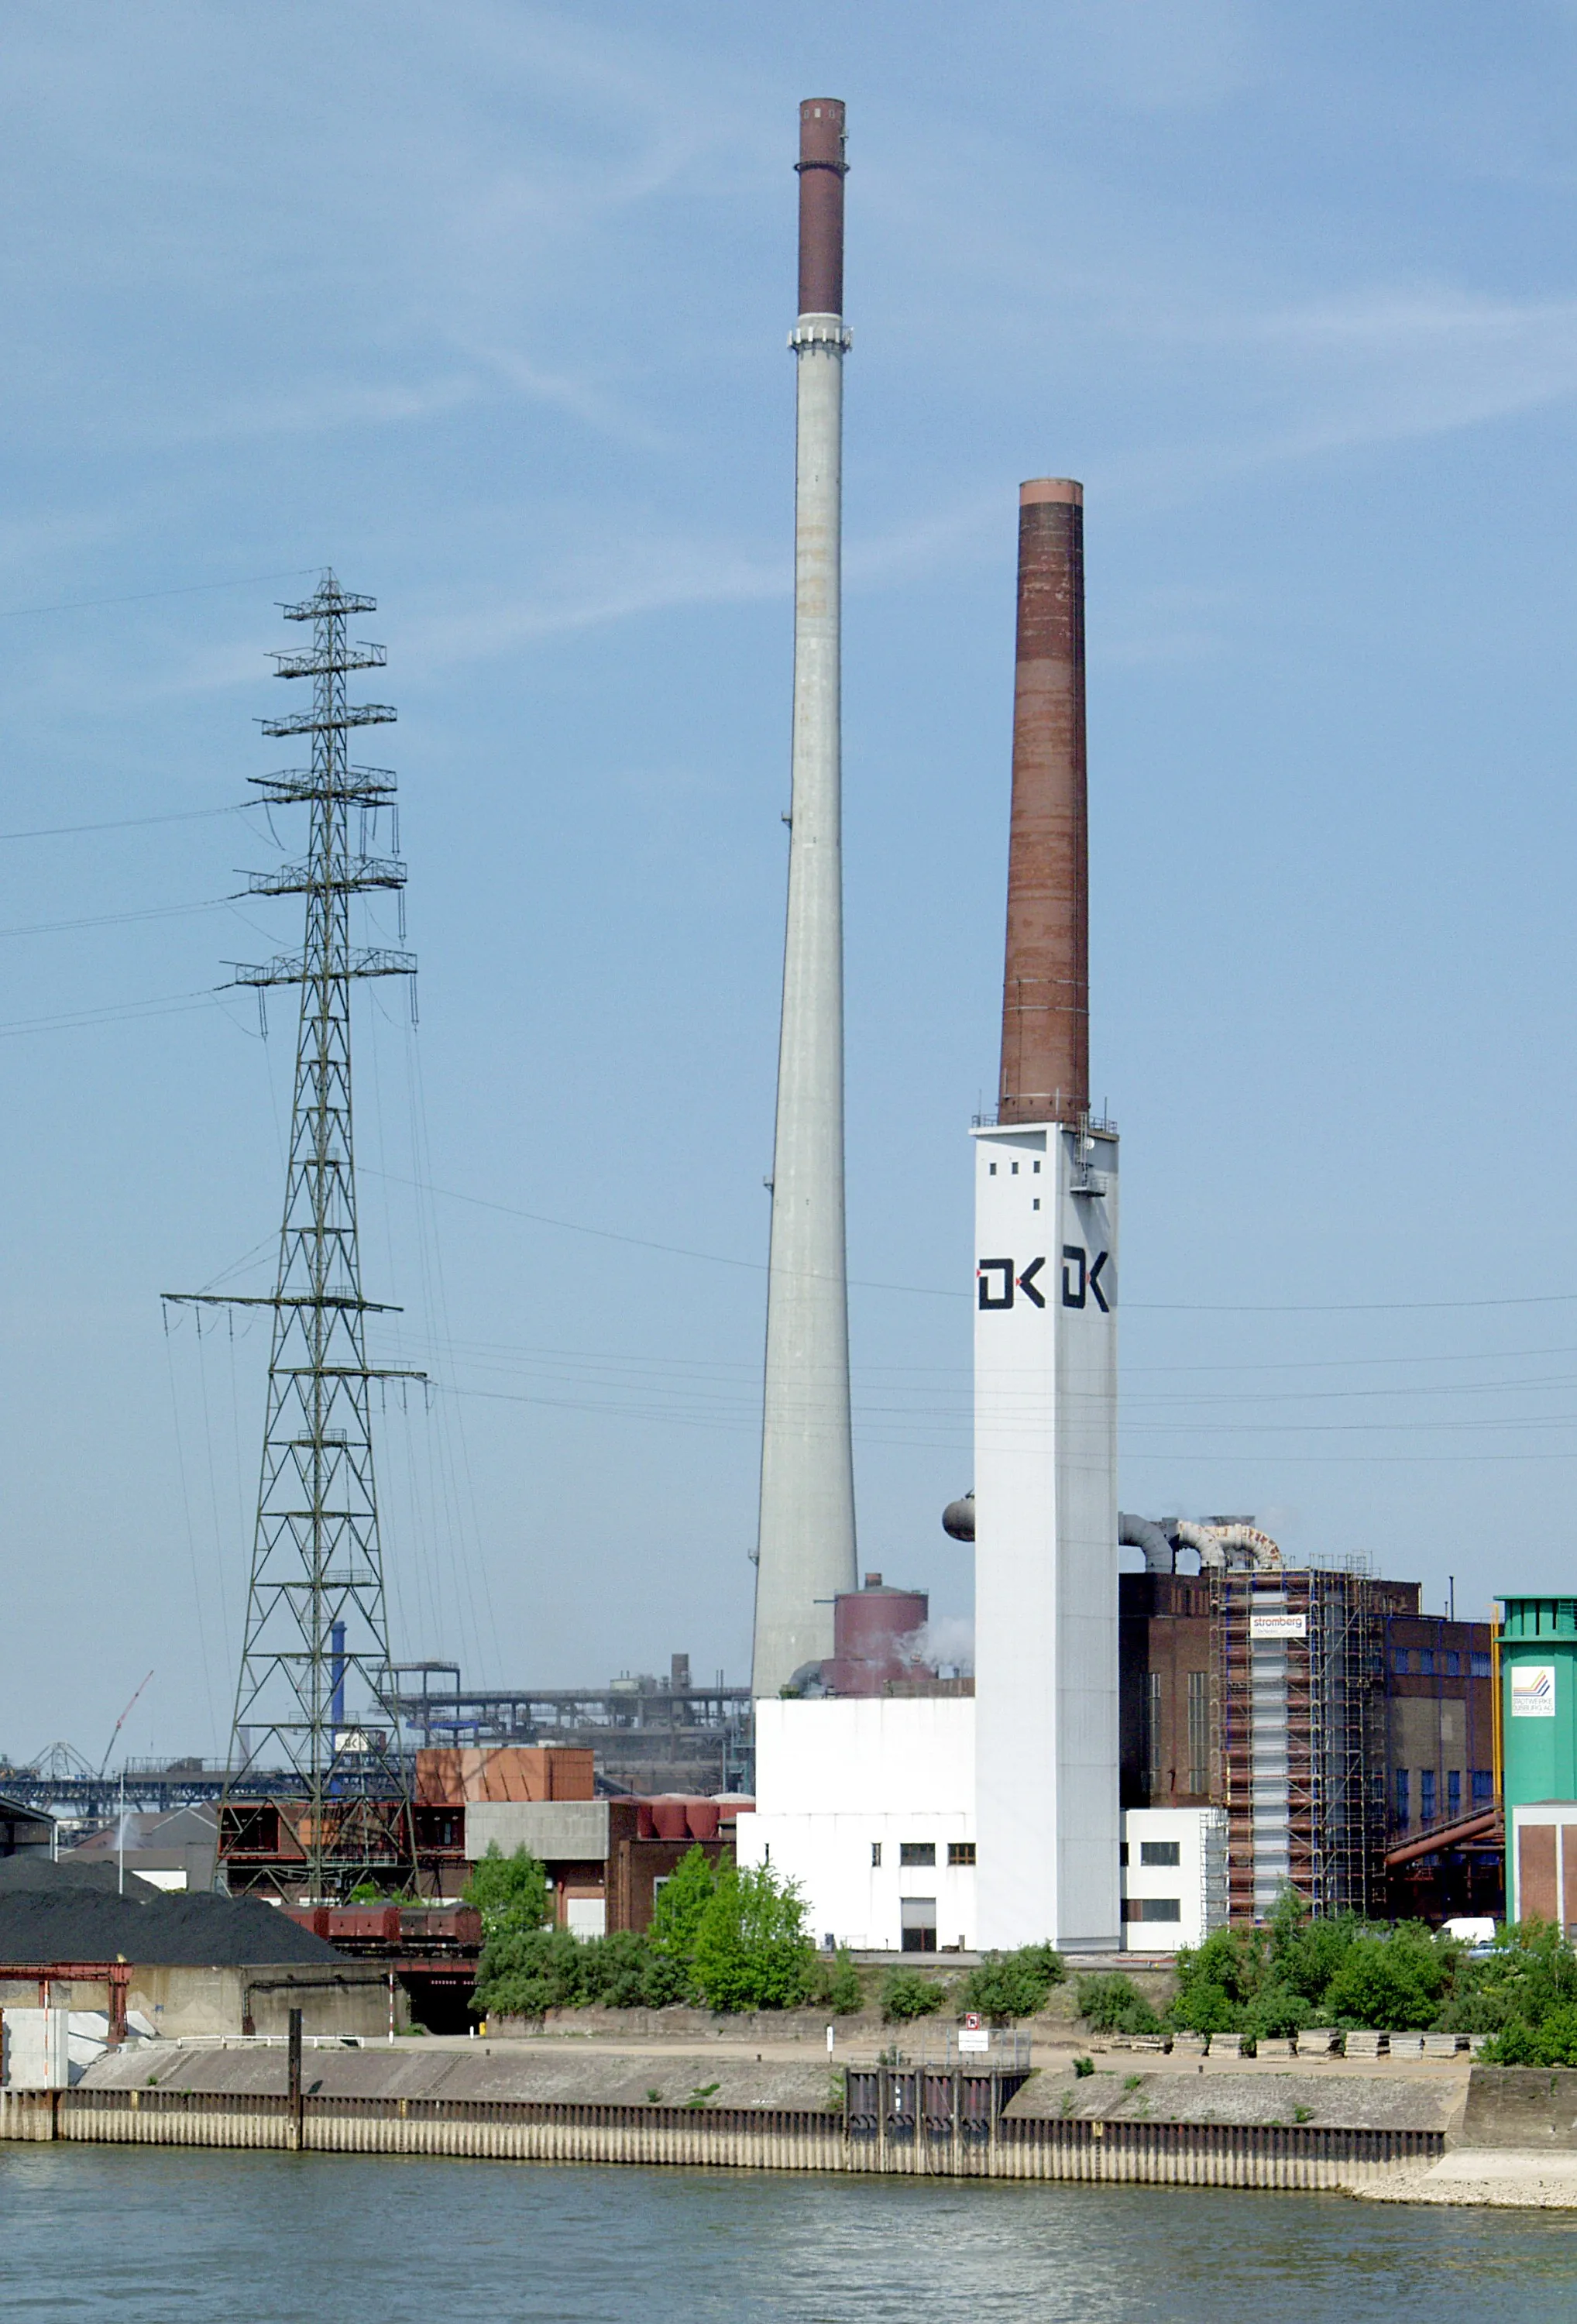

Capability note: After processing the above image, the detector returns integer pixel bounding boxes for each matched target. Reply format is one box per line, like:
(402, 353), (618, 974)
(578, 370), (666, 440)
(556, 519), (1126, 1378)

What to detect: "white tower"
(753, 100), (858, 1700)
(974, 481), (1121, 1950)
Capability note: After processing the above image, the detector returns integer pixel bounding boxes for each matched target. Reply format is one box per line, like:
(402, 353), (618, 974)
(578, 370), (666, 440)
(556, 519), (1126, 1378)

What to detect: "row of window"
(1118, 1839), (1182, 1867)
(1394, 1769), (1494, 1825)
(871, 1841), (976, 1868)
(1122, 1898), (1182, 1922)
(1144, 1670), (1210, 1794)
(1392, 1648), (1491, 1678)
(987, 1159), (1043, 1176)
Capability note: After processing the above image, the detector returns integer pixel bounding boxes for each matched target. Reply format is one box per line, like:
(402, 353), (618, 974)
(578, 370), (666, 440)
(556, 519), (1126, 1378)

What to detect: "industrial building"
(1118, 1536), (1499, 1923)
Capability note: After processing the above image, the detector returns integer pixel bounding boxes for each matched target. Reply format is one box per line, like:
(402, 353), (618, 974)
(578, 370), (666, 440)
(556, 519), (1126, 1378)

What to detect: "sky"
(3, 0), (1577, 1763)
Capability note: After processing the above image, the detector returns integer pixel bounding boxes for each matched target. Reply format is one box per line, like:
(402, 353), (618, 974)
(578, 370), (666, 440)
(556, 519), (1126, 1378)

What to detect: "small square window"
(1011, 1160), (1019, 1175)
(988, 1163), (997, 1176)
(871, 1841), (881, 1868)
(948, 1841), (976, 1867)
(1393, 1649), (1410, 1675)
(1139, 1840), (1180, 1868)
(1032, 1159), (1041, 1174)
(899, 1841), (936, 1867)
(1445, 1651), (1460, 1677)
(1032, 1198), (1040, 1211)
(1471, 1652), (1491, 1679)
(1418, 1649), (1435, 1676)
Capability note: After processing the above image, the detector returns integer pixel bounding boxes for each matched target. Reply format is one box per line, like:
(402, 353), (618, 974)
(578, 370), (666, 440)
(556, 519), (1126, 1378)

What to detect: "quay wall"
(2, 2082), (1441, 2189)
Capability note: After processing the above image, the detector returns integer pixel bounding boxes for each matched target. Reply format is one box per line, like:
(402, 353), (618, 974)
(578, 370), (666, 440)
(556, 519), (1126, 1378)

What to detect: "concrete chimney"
(752, 101), (857, 1699)
(998, 479), (1088, 1127)
(973, 479), (1118, 1952)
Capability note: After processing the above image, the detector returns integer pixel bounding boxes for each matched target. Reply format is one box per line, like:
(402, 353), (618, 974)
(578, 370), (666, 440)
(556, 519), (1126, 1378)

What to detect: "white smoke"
(905, 1618), (974, 1678)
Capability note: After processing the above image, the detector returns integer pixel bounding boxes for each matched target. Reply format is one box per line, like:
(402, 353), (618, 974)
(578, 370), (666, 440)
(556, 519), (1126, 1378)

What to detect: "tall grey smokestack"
(752, 99), (857, 1699)
(999, 480), (1089, 1127)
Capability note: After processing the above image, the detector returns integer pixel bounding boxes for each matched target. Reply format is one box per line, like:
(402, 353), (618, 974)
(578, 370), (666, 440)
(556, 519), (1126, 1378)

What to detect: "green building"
(1500, 1597), (1577, 1927)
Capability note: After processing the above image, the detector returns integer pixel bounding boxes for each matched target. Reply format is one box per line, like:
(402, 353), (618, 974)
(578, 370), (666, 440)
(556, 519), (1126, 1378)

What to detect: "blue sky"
(4, 1), (1577, 1760)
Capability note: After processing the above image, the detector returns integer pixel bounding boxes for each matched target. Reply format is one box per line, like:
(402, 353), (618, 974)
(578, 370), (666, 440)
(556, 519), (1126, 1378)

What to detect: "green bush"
(1076, 1972), (1161, 2037)
(881, 1968), (946, 2023)
(690, 1862), (816, 2012)
(817, 1948), (866, 2015)
(1321, 1927), (1451, 2031)
(958, 1944), (1066, 2023)
(1481, 2004), (1577, 2067)
(474, 1923), (583, 2018)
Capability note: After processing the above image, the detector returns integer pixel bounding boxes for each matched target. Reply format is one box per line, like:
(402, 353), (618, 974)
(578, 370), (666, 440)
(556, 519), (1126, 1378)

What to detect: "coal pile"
(0, 1855), (345, 1967)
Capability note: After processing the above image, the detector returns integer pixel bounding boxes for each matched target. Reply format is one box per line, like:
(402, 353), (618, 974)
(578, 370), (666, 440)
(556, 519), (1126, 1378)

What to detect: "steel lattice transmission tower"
(168, 572), (421, 1900)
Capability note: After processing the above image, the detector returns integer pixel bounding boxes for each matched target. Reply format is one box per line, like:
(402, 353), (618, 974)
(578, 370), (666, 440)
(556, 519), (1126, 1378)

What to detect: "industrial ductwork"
(948, 1497), (1278, 1573)
(1119, 1513), (1281, 1573)
(1118, 1513), (1174, 1573)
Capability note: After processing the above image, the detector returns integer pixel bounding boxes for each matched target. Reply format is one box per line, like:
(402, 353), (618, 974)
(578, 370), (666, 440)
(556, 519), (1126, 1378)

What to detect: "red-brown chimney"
(998, 479), (1088, 1126)
(796, 99), (847, 315)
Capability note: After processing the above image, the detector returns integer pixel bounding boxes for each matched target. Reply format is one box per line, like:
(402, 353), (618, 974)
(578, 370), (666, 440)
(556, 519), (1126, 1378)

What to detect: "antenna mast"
(168, 571), (421, 1901)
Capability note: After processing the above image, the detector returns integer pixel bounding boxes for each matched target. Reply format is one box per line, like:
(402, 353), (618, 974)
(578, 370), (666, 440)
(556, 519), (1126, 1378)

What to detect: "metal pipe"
(998, 480), (1088, 1126)
(754, 100), (857, 1698)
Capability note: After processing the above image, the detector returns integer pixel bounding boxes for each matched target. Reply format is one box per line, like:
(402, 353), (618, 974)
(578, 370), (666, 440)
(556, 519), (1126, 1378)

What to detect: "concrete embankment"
(0, 2041), (1482, 2192)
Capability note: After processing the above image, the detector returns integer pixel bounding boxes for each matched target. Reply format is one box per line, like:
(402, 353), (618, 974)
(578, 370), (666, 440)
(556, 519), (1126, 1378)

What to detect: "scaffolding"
(1212, 1566), (1388, 1923)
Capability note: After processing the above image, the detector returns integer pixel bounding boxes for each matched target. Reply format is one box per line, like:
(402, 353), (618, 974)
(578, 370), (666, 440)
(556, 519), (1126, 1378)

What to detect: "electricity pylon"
(167, 572), (421, 1900)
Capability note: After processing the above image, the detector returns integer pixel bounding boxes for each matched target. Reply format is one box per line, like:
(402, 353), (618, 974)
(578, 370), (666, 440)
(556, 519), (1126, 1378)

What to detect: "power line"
(0, 566), (319, 621)
(0, 804), (252, 845)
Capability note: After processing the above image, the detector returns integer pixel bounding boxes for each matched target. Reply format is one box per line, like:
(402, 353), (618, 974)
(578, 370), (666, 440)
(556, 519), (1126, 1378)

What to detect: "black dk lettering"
(1061, 1246), (1086, 1308)
(1090, 1250), (1111, 1313)
(977, 1258), (1014, 1312)
(1017, 1257), (1046, 1308)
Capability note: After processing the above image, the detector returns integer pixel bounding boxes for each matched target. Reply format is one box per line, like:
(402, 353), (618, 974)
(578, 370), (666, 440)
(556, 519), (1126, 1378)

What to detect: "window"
(1124, 1898), (1181, 1923)
(1472, 1769), (1494, 1806)
(1421, 1769), (1437, 1824)
(1118, 1841), (1129, 1867)
(1447, 1770), (1462, 1819)
(1010, 1160), (1019, 1175)
(1032, 1198), (1040, 1211)
(1187, 1671), (1208, 1794)
(1417, 1649), (1435, 1676)
(1140, 1840), (1180, 1867)
(871, 1841), (881, 1868)
(1445, 1651), (1461, 1677)
(1471, 1652), (1492, 1679)
(900, 1897), (937, 1953)
(1145, 1671), (1163, 1795)
(1396, 1768), (1410, 1825)
(1032, 1159), (1041, 1173)
(1393, 1648), (1410, 1675)
(948, 1841), (976, 1866)
(900, 1841), (936, 1867)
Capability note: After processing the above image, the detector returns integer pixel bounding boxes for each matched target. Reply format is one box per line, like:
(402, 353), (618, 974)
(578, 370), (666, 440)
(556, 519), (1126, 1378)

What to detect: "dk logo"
(977, 1246), (1111, 1314)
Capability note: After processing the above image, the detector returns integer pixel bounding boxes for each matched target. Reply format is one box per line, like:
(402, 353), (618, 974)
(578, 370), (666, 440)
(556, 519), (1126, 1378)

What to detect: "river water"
(2, 2149), (1574, 2319)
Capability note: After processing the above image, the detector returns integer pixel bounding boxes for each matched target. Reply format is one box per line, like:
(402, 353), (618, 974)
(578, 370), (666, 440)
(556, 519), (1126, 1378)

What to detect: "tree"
(464, 1842), (549, 1937)
(647, 1845), (718, 1982)
(690, 1862), (816, 2012)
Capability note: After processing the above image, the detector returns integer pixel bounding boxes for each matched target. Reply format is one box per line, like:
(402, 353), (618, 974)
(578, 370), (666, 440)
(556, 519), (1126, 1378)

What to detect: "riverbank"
(8, 2037), (1575, 2204)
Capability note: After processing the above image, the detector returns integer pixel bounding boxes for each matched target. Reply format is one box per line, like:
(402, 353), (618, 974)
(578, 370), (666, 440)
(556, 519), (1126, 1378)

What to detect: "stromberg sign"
(1510, 1663), (1557, 1719)
(1249, 1613), (1307, 1640)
